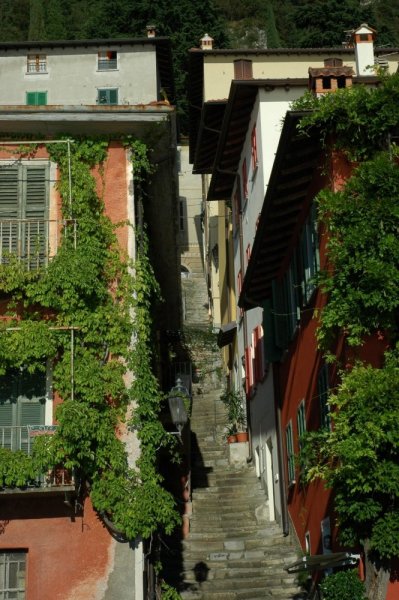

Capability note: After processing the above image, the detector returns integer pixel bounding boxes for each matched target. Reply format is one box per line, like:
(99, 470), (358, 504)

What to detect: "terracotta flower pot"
(236, 431), (248, 443)
(227, 434), (237, 444)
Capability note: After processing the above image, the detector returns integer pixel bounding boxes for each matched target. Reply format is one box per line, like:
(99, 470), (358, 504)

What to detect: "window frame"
(286, 420), (295, 486)
(27, 54), (47, 74)
(26, 91), (47, 106)
(0, 550), (26, 599)
(97, 88), (119, 105)
(97, 50), (118, 71)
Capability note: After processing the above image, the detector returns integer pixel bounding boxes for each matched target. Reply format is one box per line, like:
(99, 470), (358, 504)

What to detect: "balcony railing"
(27, 60), (47, 73)
(0, 219), (77, 270)
(0, 425), (74, 491)
(98, 58), (117, 70)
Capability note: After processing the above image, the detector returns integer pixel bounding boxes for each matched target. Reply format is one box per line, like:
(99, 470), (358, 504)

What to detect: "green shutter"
(286, 422), (295, 484)
(318, 363), (331, 429)
(24, 166), (48, 266)
(262, 299), (281, 362)
(26, 91), (36, 105)
(109, 89), (118, 104)
(36, 91), (47, 105)
(0, 167), (20, 259)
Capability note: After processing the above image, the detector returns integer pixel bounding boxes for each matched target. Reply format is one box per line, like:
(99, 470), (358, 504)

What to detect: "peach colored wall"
(0, 141), (130, 597)
(0, 497), (113, 600)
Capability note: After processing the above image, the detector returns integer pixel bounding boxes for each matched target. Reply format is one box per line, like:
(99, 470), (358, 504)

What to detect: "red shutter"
(242, 159), (248, 200)
(245, 346), (253, 397)
(251, 125), (258, 170)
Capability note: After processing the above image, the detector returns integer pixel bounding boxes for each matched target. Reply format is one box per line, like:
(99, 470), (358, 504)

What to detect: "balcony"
(0, 425), (74, 494)
(27, 60), (47, 73)
(0, 219), (76, 270)
(98, 58), (117, 70)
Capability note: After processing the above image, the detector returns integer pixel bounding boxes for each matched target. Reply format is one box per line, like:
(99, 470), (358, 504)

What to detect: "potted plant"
(226, 424), (238, 444)
(221, 389), (247, 443)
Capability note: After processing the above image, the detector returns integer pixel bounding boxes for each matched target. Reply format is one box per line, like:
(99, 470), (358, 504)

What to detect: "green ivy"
(0, 136), (179, 540)
(295, 74), (399, 564)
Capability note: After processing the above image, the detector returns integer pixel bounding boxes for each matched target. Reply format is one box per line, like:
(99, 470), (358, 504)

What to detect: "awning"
(217, 322), (237, 348)
(285, 552), (360, 574)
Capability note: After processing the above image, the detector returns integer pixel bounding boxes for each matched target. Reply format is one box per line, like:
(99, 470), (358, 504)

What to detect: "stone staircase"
(162, 375), (302, 599)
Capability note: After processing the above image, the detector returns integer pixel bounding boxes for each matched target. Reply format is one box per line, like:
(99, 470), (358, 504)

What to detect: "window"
(242, 159), (248, 200)
(301, 203), (320, 303)
(318, 363), (331, 430)
(26, 91), (47, 106)
(179, 198), (185, 231)
(0, 551), (26, 599)
(233, 190), (241, 231)
(252, 325), (265, 383)
(97, 88), (118, 105)
(251, 125), (258, 171)
(237, 269), (243, 317)
(297, 400), (306, 446)
(271, 261), (300, 351)
(244, 346), (253, 398)
(98, 50), (118, 70)
(27, 54), (46, 73)
(286, 421), (295, 485)
(0, 163), (49, 268)
(0, 370), (46, 453)
(246, 243), (251, 265)
(234, 59), (253, 80)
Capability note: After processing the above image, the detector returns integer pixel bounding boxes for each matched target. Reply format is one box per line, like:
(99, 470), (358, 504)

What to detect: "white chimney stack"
(200, 33), (214, 51)
(146, 24), (157, 38)
(353, 23), (376, 76)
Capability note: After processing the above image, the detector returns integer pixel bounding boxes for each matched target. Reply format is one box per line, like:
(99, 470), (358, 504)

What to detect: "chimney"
(352, 23), (376, 75)
(200, 33), (214, 51)
(146, 24), (157, 38)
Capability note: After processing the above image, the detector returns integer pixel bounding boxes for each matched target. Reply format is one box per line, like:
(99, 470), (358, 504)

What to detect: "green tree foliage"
(320, 569), (367, 600)
(304, 349), (399, 559)
(0, 0), (29, 41)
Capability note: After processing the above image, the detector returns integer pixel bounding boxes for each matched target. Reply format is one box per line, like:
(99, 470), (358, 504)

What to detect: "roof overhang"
(207, 79), (308, 201)
(0, 105), (174, 136)
(239, 111), (321, 310)
(192, 100), (227, 174)
(217, 321), (237, 348)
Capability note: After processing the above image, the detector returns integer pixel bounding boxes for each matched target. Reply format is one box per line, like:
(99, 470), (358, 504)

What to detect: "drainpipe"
(273, 361), (290, 536)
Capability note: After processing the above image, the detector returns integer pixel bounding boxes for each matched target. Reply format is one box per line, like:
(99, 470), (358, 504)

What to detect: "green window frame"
(318, 363), (331, 430)
(26, 91), (47, 106)
(301, 203), (320, 304)
(0, 551), (26, 599)
(97, 88), (118, 105)
(286, 421), (295, 485)
(0, 163), (49, 267)
(297, 400), (306, 446)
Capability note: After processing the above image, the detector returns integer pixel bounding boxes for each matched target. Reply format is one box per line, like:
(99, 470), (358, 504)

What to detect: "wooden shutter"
(18, 371), (45, 454)
(234, 59), (253, 80)
(24, 166), (48, 266)
(0, 167), (20, 260)
(318, 363), (331, 429)
(262, 299), (281, 362)
(109, 89), (118, 104)
(26, 91), (37, 105)
(36, 91), (47, 105)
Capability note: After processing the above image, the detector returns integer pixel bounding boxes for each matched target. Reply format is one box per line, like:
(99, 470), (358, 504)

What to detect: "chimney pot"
(200, 33), (214, 51)
(146, 24), (157, 38)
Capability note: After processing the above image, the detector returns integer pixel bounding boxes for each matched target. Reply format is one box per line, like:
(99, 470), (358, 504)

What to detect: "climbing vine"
(295, 73), (399, 569)
(0, 135), (179, 540)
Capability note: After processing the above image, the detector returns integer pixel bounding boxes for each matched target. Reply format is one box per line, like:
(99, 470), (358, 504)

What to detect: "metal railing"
(0, 219), (77, 269)
(98, 58), (117, 70)
(0, 425), (74, 489)
(27, 60), (47, 73)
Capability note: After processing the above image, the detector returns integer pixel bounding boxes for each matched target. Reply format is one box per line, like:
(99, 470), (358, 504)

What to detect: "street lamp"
(168, 378), (189, 435)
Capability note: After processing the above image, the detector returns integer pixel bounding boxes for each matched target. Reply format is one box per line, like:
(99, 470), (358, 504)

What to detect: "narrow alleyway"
(162, 333), (302, 599)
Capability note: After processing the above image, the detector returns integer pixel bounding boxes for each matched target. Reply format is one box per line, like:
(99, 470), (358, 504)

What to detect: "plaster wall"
(0, 45), (158, 105)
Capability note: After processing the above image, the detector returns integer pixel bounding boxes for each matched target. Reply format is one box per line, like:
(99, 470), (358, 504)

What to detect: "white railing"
(0, 219), (77, 269)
